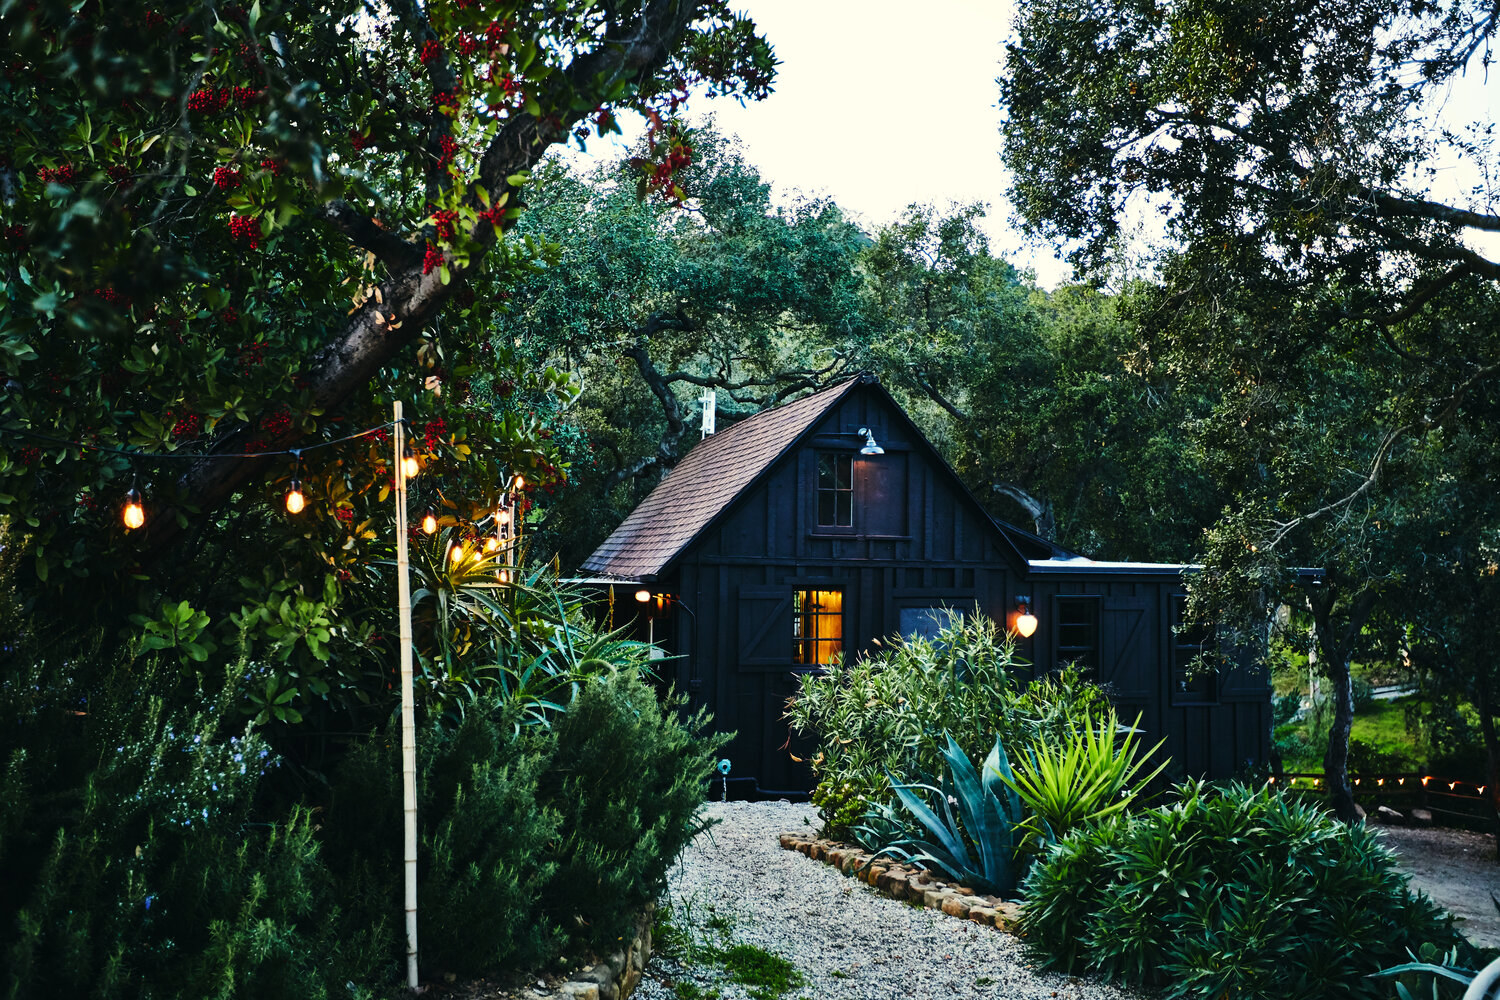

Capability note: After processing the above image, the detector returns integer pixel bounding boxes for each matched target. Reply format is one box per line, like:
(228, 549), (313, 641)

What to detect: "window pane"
(834, 454), (852, 489)
(836, 491), (852, 526)
(818, 454), (835, 489)
(818, 491), (835, 526)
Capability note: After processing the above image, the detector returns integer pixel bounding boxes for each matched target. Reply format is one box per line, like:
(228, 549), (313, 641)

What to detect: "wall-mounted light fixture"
(858, 427), (884, 455)
(1013, 596), (1038, 638)
(634, 588), (652, 604)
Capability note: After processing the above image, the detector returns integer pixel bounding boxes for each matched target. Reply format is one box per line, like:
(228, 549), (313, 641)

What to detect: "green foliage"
(786, 612), (1111, 841)
(0, 636), (376, 1000)
(539, 669), (726, 955)
(652, 898), (804, 1000)
(863, 733), (1026, 897)
(1001, 703), (1167, 851)
(1021, 781), (1462, 998)
(320, 666), (720, 978)
(1376, 939), (1500, 1000)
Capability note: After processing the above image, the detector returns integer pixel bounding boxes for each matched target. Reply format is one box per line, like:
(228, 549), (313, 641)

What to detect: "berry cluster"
(432, 89), (459, 114)
(220, 306), (240, 324)
(228, 213), (260, 249)
(212, 166), (241, 190)
(5, 224), (26, 249)
(239, 341), (266, 369)
(259, 157), (283, 176)
(37, 164), (78, 185)
(454, 30), (479, 57)
(422, 243), (443, 275)
(437, 135), (460, 169)
(168, 410), (202, 439)
(94, 287), (130, 308)
(188, 86), (232, 113)
(432, 208), (458, 241)
(421, 417), (447, 450)
(261, 409), (292, 436)
(349, 131), (371, 152)
(16, 446), (40, 465)
(419, 40), (444, 65)
(335, 507), (354, 524)
(107, 164), (132, 185)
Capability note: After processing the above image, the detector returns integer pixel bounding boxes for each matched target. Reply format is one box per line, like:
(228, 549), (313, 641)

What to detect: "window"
(793, 589), (843, 665)
(816, 452), (853, 527)
(1170, 595), (1216, 703)
(1056, 596), (1100, 679)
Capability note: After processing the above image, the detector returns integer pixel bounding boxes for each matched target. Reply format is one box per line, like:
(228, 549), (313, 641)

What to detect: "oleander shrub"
(786, 612), (1111, 841)
(1021, 780), (1461, 999)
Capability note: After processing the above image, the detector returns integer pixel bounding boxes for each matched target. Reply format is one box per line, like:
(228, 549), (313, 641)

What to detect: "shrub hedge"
(1021, 780), (1461, 999)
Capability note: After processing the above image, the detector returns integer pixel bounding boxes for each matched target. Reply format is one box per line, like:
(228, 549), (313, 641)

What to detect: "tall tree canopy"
(0, 1), (773, 613)
(1000, 0), (1499, 818)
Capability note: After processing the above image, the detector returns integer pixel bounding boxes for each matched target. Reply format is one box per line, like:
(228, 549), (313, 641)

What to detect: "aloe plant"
(861, 732), (1027, 897)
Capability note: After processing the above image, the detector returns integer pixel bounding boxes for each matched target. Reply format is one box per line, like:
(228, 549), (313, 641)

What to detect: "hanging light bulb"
(497, 568), (510, 584)
(122, 486), (145, 530)
(402, 453), (420, 479)
(497, 509), (510, 525)
(513, 474), (525, 490)
(1013, 596), (1038, 638)
(484, 536), (499, 553)
(450, 541), (466, 563)
(421, 510), (438, 534)
(285, 479), (306, 514)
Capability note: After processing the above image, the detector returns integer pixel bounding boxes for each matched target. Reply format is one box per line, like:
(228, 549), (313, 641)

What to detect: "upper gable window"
(816, 452), (853, 527)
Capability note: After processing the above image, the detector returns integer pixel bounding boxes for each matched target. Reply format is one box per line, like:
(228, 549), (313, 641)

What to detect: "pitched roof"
(580, 378), (864, 580)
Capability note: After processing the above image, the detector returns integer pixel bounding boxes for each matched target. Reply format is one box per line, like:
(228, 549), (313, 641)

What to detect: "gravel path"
(1376, 825), (1500, 948)
(634, 801), (1142, 1000)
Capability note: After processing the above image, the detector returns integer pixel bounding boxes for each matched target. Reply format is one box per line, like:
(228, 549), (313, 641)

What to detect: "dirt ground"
(1377, 825), (1500, 948)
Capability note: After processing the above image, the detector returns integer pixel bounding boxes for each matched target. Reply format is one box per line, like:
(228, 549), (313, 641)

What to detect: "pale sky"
(570, 0), (1497, 289)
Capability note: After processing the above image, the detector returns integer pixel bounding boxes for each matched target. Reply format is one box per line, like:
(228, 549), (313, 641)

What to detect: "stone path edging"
(777, 833), (1024, 932)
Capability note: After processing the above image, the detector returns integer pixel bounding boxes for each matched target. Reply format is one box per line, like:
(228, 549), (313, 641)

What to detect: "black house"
(579, 376), (1270, 795)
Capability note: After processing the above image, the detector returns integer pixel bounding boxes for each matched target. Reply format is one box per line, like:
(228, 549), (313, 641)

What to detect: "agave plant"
(861, 732), (1027, 898)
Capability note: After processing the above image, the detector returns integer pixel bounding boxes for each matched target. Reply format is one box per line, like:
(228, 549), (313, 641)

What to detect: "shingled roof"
(580, 378), (864, 580)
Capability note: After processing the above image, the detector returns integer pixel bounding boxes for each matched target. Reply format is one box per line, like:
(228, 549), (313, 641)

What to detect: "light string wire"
(7, 419), (406, 462)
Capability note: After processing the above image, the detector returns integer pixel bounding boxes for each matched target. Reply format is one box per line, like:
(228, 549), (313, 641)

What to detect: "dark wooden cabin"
(579, 376), (1270, 796)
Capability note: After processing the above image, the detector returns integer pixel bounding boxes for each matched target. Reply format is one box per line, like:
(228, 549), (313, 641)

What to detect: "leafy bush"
(321, 666), (723, 978)
(786, 613), (1110, 841)
(538, 668), (725, 956)
(0, 644), (376, 1000)
(1022, 780), (1461, 999)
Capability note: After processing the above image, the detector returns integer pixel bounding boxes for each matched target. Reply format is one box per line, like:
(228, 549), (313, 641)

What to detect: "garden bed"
(776, 833), (1024, 933)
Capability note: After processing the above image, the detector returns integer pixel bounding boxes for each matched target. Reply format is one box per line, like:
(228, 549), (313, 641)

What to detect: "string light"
(513, 474), (525, 490)
(449, 542), (467, 564)
(421, 510), (438, 534)
(285, 449), (305, 514)
(484, 536), (499, 553)
(122, 474), (145, 530)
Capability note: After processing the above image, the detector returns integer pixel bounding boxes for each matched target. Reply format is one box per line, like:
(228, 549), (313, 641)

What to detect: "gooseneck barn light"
(1013, 596), (1039, 639)
(858, 426), (884, 455)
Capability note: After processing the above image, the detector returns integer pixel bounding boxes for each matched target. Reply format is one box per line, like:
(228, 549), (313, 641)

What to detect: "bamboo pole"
(393, 401), (419, 990)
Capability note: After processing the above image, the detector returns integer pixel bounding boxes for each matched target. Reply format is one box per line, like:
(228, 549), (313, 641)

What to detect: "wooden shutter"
(737, 586), (793, 667)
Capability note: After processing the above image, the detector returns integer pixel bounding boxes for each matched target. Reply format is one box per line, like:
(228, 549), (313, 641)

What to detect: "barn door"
(1100, 597), (1151, 699)
(737, 586), (792, 667)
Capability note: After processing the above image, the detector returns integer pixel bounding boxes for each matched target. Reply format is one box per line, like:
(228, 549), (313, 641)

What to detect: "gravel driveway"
(634, 800), (1142, 1000)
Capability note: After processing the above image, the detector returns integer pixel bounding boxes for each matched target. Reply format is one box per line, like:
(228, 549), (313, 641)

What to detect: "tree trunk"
(1474, 683), (1500, 864)
(1320, 655), (1362, 823)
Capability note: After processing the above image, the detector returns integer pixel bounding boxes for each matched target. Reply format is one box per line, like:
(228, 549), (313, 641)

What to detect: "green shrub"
(786, 612), (1111, 841)
(0, 647), (371, 1000)
(539, 668), (725, 956)
(321, 666), (723, 978)
(1021, 780), (1461, 999)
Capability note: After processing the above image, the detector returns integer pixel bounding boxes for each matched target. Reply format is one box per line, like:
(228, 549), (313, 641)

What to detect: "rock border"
(777, 834), (1024, 932)
(536, 905), (654, 1000)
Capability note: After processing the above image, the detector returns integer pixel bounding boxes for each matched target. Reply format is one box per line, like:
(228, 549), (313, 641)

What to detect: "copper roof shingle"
(580, 378), (862, 579)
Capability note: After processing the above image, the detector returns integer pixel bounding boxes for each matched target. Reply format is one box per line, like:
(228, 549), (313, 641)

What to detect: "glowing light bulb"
(122, 488), (145, 530)
(635, 589), (651, 604)
(497, 569), (510, 583)
(513, 474), (525, 490)
(450, 543), (466, 563)
(402, 455), (420, 478)
(497, 510), (511, 525)
(285, 480), (306, 514)
(1015, 610), (1038, 638)
(421, 511), (438, 534)
(484, 536), (499, 553)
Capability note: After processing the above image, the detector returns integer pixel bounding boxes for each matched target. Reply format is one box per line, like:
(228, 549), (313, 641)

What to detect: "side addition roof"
(580, 377), (864, 580)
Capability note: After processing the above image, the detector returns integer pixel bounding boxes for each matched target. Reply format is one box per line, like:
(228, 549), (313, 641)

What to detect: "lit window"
(793, 589), (843, 665)
(816, 452), (853, 527)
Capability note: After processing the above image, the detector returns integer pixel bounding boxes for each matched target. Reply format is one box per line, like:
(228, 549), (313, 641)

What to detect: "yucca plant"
(862, 732), (1027, 897)
(1001, 702), (1167, 851)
